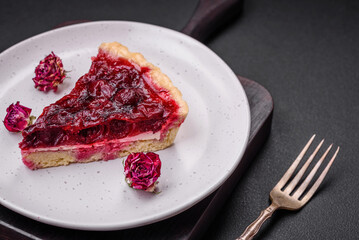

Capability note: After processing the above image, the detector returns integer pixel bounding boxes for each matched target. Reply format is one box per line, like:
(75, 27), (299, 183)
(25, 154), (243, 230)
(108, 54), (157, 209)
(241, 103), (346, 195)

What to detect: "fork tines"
(275, 134), (339, 203)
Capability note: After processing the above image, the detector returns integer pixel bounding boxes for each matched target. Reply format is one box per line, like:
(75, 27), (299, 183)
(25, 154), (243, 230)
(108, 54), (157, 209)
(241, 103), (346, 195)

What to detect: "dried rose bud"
(3, 102), (35, 132)
(33, 51), (66, 92)
(124, 152), (161, 193)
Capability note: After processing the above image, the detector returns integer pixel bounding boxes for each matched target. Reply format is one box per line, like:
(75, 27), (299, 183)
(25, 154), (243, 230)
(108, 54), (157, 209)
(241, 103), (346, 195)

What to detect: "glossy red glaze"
(20, 50), (179, 150)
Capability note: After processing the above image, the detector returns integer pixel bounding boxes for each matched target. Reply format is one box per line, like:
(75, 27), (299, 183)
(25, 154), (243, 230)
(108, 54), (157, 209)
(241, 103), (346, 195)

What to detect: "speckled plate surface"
(0, 21), (250, 230)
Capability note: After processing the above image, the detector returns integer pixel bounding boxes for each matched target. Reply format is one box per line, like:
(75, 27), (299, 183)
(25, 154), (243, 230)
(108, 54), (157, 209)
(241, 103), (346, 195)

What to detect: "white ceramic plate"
(0, 21), (250, 231)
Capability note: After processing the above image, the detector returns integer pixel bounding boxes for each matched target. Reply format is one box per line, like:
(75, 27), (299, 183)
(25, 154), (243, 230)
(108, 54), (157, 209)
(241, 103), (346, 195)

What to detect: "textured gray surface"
(204, 1), (359, 239)
(1, 0), (359, 239)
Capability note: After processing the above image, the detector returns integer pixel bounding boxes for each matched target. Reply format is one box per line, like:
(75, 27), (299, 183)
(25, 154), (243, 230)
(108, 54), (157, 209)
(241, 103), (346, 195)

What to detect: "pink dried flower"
(3, 102), (35, 132)
(124, 152), (161, 193)
(33, 51), (66, 92)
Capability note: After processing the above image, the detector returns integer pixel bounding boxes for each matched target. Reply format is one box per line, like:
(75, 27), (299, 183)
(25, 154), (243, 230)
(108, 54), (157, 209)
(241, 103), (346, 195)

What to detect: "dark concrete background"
(1, 0), (358, 239)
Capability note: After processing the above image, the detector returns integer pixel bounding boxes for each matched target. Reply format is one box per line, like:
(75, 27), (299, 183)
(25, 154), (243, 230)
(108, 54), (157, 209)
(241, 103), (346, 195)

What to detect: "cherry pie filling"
(20, 51), (179, 150)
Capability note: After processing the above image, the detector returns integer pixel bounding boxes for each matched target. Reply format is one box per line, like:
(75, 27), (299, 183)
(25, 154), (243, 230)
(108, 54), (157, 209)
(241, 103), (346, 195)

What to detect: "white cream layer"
(24, 131), (161, 153)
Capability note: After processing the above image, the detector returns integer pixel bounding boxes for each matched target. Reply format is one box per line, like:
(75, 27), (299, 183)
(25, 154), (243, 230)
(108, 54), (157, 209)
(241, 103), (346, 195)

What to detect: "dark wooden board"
(0, 1), (274, 239)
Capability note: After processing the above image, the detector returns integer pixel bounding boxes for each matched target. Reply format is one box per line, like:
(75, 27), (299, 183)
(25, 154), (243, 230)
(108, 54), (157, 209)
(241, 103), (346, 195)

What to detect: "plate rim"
(0, 20), (251, 231)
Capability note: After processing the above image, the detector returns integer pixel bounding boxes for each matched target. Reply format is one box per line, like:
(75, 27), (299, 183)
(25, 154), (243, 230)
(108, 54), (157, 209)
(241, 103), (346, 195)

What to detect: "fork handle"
(236, 203), (279, 240)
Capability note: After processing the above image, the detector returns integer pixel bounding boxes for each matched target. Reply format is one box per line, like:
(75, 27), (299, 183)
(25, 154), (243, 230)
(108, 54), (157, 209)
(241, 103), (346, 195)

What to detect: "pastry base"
(22, 128), (179, 170)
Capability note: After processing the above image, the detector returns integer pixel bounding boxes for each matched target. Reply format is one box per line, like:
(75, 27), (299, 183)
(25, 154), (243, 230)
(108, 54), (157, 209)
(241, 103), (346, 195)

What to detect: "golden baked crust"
(23, 128), (179, 169)
(100, 42), (188, 124)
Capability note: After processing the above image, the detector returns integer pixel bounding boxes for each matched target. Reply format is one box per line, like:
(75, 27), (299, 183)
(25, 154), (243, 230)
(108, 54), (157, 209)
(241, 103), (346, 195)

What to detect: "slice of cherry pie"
(19, 42), (188, 170)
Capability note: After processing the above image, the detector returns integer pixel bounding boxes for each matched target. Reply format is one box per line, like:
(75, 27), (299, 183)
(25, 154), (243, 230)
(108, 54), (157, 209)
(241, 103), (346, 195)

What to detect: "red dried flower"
(124, 152), (161, 192)
(3, 102), (35, 132)
(33, 52), (66, 92)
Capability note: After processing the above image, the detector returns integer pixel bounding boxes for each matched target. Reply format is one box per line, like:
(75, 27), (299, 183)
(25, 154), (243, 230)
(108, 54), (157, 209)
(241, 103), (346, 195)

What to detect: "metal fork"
(237, 135), (340, 240)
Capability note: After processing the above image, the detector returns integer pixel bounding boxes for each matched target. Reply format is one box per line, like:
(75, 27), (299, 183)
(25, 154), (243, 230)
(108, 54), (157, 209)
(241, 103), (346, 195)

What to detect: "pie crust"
(20, 42), (188, 169)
